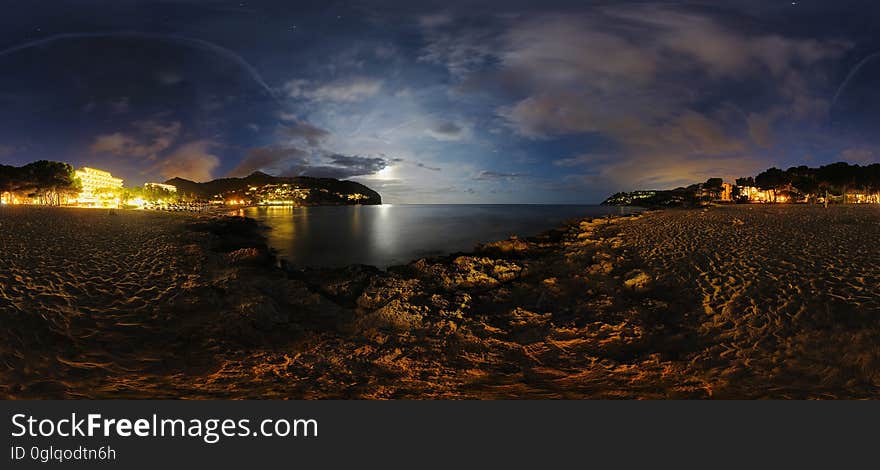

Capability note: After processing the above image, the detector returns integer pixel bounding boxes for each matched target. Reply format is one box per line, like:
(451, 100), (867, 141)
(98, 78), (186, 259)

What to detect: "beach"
(1, 204), (879, 398)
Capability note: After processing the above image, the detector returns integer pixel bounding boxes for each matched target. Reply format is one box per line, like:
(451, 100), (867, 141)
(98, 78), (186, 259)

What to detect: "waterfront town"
(0, 161), (376, 209)
(2, 160), (880, 210)
(606, 181), (880, 206)
(603, 163), (880, 207)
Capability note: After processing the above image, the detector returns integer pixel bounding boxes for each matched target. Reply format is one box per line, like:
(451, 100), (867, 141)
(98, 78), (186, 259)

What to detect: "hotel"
(72, 167), (124, 207)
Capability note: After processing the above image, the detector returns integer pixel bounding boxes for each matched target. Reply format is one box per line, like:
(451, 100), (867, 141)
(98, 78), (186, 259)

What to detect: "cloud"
(0, 144), (13, 157)
(422, 7), (847, 189)
(154, 140), (220, 182)
(419, 13), (453, 28)
(747, 112), (778, 149)
(425, 120), (470, 141)
(613, 8), (845, 79)
(229, 146), (308, 177)
(415, 161), (442, 171)
(473, 170), (527, 181)
(286, 154), (395, 180)
(838, 148), (879, 165)
(553, 154), (606, 167)
(277, 118), (331, 147)
(157, 71), (183, 85)
(285, 77), (383, 102)
(89, 120), (181, 159)
(109, 97), (130, 114)
(419, 17), (498, 80)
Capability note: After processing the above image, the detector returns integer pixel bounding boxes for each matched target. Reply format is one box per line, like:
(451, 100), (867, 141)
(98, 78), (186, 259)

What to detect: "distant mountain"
(165, 171), (382, 205)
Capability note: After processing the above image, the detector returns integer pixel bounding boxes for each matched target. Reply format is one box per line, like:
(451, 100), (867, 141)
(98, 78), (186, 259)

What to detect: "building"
(845, 192), (880, 204)
(245, 183), (311, 205)
(72, 167), (124, 207)
(737, 186), (775, 203)
(720, 183), (733, 202)
(0, 192), (20, 205)
(735, 183), (809, 203)
(145, 182), (177, 192)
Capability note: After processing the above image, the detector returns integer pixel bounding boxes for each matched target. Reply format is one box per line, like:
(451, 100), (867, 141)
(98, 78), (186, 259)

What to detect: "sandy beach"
(1, 204), (879, 398)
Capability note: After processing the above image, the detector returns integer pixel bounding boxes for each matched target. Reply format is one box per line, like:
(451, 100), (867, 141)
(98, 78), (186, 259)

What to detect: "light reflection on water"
(241, 204), (639, 268)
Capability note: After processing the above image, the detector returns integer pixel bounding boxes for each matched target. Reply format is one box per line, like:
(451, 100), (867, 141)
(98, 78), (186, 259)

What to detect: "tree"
(142, 185), (176, 202)
(704, 178), (723, 189)
(0, 165), (15, 194)
(735, 177), (755, 187)
(5, 161), (81, 205)
(43, 161), (80, 205)
(755, 167), (789, 190)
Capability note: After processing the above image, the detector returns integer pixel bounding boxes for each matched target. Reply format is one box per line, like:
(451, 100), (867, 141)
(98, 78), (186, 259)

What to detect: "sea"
(236, 204), (641, 268)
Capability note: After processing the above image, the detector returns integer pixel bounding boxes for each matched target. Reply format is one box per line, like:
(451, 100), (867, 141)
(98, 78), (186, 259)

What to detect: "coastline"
(2, 204), (879, 398)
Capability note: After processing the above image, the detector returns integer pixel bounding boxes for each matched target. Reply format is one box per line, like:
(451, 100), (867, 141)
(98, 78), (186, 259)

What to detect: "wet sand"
(1, 204), (878, 398)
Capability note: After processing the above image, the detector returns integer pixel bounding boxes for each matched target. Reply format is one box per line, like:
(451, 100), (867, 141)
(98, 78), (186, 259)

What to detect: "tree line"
(736, 162), (880, 196)
(0, 161), (81, 205)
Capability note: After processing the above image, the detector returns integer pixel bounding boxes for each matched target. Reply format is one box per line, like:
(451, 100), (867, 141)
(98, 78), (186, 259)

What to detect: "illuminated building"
(245, 183), (311, 205)
(72, 167), (124, 207)
(1, 192), (19, 205)
(720, 183), (733, 202)
(737, 186), (775, 203)
(736, 184), (809, 203)
(845, 193), (880, 204)
(145, 182), (177, 192)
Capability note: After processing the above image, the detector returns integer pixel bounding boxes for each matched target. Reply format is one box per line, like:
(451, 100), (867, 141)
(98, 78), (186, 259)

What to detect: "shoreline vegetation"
(1, 161), (381, 209)
(603, 162), (880, 208)
(2, 204), (879, 398)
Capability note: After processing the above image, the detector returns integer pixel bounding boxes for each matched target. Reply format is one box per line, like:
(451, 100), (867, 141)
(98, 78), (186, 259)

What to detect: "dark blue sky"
(1, 0), (879, 203)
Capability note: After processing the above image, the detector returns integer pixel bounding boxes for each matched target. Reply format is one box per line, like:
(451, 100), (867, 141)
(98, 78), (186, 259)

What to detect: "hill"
(165, 171), (382, 205)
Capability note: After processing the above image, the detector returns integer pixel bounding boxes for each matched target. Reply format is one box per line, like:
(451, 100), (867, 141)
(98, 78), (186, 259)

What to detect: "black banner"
(1, 401), (876, 468)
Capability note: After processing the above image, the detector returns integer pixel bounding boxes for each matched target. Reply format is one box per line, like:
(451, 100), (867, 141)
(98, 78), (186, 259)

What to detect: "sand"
(0, 207), (213, 397)
(615, 205), (880, 397)
(1, 204), (879, 398)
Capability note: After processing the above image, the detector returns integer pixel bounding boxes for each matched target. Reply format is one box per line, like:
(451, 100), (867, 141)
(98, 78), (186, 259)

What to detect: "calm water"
(237, 204), (639, 268)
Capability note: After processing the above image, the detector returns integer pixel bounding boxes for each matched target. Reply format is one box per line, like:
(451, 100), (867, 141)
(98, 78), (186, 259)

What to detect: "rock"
(505, 307), (553, 343)
(225, 247), (270, 266)
(477, 236), (531, 256)
(507, 307), (552, 329)
(238, 298), (287, 330)
(623, 270), (652, 292)
(356, 277), (422, 310)
(306, 264), (382, 304)
(354, 299), (427, 333)
(413, 256), (522, 289)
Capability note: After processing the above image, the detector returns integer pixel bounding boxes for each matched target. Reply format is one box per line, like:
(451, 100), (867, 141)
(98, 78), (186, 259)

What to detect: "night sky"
(1, 0), (879, 203)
